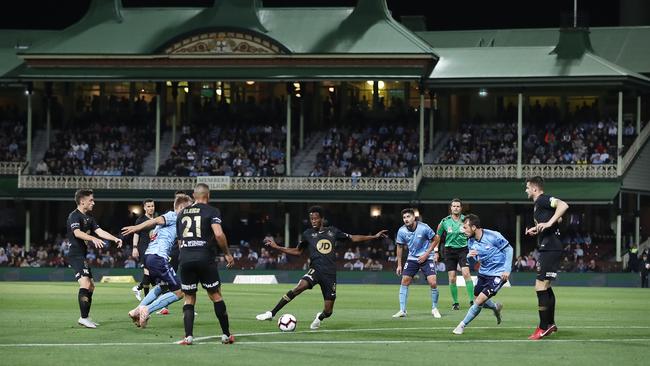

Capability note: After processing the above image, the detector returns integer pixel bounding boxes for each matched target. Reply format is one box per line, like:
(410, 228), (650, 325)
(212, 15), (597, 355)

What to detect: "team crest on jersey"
(311, 233), (318, 238)
(448, 227), (453, 233)
(316, 239), (333, 254)
(327, 230), (333, 237)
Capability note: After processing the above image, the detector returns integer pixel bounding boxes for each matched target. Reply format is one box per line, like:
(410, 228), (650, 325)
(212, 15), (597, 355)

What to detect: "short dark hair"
(401, 208), (415, 216)
(74, 189), (93, 205)
(174, 190), (186, 197)
(526, 176), (545, 189)
(463, 214), (481, 228)
(142, 199), (154, 206)
(308, 205), (324, 218)
(450, 198), (462, 206)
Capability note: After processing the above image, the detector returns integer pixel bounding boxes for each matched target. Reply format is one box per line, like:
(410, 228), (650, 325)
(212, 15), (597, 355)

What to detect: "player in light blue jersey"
(392, 208), (441, 318)
(453, 214), (512, 335)
(122, 194), (193, 328)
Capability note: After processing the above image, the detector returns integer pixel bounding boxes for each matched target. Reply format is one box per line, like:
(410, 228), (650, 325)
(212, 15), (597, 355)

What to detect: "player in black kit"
(131, 199), (155, 301)
(524, 176), (569, 340)
(177, 183), (234, 345)
(256, 206), (387, 330)
(66, 189), (123, 328)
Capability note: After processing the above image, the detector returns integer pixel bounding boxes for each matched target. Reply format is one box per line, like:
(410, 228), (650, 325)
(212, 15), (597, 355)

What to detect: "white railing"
(0, 162), (26, 175)
(422, 164), (618, 179)
(622, 122), (650, 173)
(17, 174), (417, 191)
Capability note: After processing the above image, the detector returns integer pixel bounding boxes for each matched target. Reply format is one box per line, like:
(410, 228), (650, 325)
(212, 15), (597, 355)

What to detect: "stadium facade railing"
(0, 161), (26, 175)
(422, 164), (617, 179)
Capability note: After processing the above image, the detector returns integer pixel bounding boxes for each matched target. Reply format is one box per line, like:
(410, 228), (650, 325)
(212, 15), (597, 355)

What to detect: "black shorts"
(302, 268), (337, 300)
(444, 247), (469, 271)
(180, 261), (222, 294)
(536, 251), (562, 281)
(68, 256), (92, 280)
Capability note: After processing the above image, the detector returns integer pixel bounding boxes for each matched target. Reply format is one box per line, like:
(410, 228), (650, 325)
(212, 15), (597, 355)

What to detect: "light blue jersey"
(144, 211), (178, 260)
(467, 229), (513, 276)
(396, 222), (436, 261)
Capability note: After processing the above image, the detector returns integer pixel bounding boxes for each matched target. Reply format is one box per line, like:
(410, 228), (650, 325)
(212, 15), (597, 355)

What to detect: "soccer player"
(452, 214), (510, 335)
(524, 176), (569, 340)
(65, 189), (123, 328)
(177, 183), (235, 345)
(433, 198), (474, 310)
(121, 194), (193, 328)
(392, 208), (441, 318)
(256, 206), (387, 329)
(131, 199), (155, 301)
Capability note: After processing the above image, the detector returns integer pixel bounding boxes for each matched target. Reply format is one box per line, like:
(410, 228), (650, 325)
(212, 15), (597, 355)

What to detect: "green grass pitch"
(1, 281), (648, 365)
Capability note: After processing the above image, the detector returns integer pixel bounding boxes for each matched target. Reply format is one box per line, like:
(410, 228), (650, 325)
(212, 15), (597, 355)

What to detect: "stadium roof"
(417, 26), (650, 75)
(426, 46), (650, 88)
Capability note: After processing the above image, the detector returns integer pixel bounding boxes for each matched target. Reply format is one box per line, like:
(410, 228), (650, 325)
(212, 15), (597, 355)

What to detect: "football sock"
(536, 290), (550, 330)
(399, 285), (409, 312)
(183, 304), (195, 337)
(450, 283), (459, 303)
(87, 290), (93, 308)
(271, 291), (296, 316)
(213, 301), (230, 337)
(140, 285), (162, 307)
(431, 287), (439, 309)
(547, 287), (556, 325)
(465, 280), (475, 303)
(78, 288), (91, 318)
(147, 291), (180, 313)
(482, 299), (497, 310)
(318, 311), (332, 321)
(462, 303), (482, 325)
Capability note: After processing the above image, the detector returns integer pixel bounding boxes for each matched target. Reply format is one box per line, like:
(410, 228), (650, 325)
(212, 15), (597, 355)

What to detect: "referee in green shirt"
(432, 198), (474, 310)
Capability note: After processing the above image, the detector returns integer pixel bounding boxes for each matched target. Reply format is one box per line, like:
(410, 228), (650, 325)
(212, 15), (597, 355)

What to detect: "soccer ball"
(277, 314), (297, 332)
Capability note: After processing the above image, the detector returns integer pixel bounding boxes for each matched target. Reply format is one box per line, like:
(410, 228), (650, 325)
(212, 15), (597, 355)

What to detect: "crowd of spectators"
(0, 105), (26, 162)
(310, 125), (420, 178)
(434, 118), (637, 165)
(157, 122), (287, 177)
(38, 122), (153, 176)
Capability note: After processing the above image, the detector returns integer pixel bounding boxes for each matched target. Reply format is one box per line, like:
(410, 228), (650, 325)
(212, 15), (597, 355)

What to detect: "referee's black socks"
(547, 287), (556, 325)
(213, 300), (230, 336)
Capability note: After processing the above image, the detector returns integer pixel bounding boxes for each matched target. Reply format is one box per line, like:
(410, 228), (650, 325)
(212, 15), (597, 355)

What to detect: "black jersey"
(299, 226), (351, 275)
(533, 193), (562, 251)
(134, 215), (153, 250)
(66, 209), (100, 258)
(177, 203), (222, 264)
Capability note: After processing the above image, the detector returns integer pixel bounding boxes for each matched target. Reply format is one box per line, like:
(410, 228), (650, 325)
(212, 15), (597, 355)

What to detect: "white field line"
(0, 325), (649, 347)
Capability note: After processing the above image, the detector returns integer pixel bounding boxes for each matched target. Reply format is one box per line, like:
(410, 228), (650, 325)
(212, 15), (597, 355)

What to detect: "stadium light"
(478, 88), (488, 97)
(129, 205), (142, 215)
(246, 81), (255, 85)
(370, 205), (382, 217)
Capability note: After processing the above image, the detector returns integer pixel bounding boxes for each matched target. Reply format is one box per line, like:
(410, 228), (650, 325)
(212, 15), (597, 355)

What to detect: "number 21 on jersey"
(181, 216), (201, 238)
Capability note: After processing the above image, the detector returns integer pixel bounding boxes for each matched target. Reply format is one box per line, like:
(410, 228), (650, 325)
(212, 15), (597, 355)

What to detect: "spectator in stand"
(352, 258), (364, 271)
(586, 259), (599, 272)
(124, 256), (137, 269)
(0, 248), (8, 266)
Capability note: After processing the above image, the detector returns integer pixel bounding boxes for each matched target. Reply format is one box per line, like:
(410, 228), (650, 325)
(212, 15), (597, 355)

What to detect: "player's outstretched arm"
(349, 229), (388, 243)
(264, 238), (303, 256)
(94, 228), (123, 248)
(73, 229), (105, 249)
(121, 216), (164, 236)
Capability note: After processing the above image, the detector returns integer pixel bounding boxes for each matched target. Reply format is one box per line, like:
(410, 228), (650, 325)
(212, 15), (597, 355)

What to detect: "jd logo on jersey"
(316, 239), (333, 254)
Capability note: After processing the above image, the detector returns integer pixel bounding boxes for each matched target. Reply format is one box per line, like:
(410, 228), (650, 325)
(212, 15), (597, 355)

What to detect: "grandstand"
(0, 0), (649, 363)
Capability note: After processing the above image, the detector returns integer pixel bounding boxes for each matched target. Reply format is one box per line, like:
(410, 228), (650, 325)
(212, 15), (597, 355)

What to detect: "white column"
(617, 91), (623, 176)
(299, 98), (304, 151)
(284, 212), (290, 248)
(636, 194), (641, 246)
(46, 97), (51, 148)
(516, 214), (521, 258)
(637, 95), (642, 135)
(419, 92), (425, 164)
(428, 93), (435, 152)
(517, 93), (523, 178)
(25, 209), (31, 252)
(616, 214), (622, 262)
(286, 92), (292, 176)
(155, 90), (161, 174)
(26, 91), (33, 166)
